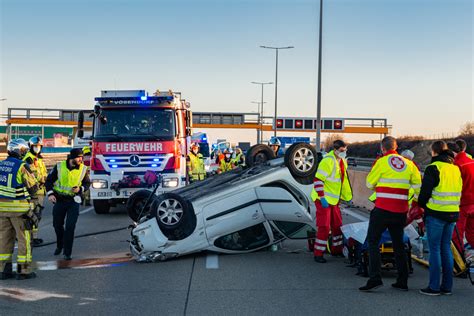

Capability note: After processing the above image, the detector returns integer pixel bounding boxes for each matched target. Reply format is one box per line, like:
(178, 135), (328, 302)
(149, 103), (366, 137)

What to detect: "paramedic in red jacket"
(447, 142), (474, 251)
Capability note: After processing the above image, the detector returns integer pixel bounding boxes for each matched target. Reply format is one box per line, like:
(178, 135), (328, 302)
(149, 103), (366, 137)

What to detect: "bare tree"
(323, 133), (345, 152)
(459, 121), (474, 136)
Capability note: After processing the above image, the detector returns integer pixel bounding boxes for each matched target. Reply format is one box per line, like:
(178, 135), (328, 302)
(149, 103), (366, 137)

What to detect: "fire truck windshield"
(94, 108), (175, 141)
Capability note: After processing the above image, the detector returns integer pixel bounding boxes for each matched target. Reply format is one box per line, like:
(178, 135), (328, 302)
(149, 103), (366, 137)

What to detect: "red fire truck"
(77, 90), (192, 214)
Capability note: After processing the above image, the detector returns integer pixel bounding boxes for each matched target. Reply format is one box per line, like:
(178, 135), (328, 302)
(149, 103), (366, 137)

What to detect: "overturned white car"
(128, 143), (319, 262)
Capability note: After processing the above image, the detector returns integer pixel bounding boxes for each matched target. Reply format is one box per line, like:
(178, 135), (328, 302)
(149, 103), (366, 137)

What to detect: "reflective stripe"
(366, 181), (375, 189)
(313, 181), (324, 186)
(317, 170), (329, 177)
(324, 192), (340, 199)
(0, 254), (12, 261)
(25, 230), (31, 263)
(17, 255), (26, 263)
(315, 238), (327, 245)
(333, 235), (343, 240)
(415, 219), (423, 223)
(432, 191), (462, 197)
(7, 173), (12, 187)
(314, 245), (326, 251)
(428, 198), (460, 206)
(411, 184), (421, 189)
(379, 178), (410, 184)
(314, 187), (324, 192)
(376, 192), (409, 200)
(333, 241), (343, 246)
(326, 177), (341, 183)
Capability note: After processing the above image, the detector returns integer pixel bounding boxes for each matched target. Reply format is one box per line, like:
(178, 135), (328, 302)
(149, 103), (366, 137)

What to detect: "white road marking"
(79, 207), (94, 215)
(205, 254), (219, 269)
(341, 207), (369, 222)
(0, 287), (70, 302)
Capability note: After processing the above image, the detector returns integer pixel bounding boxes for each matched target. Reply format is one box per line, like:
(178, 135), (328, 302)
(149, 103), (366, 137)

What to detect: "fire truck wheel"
(93, 200), (111, 214)
(126, 190), (158, 222)
(245, 144), (276, 167)
(284, 142), (319, 183)
(150, 193), (197, 241)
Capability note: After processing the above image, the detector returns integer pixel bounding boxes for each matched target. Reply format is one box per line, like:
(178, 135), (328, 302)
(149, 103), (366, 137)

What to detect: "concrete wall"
(348, 169), (374, 211)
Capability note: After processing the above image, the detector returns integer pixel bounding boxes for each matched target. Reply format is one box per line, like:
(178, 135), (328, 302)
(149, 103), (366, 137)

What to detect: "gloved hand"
(320, 197), (329, 208)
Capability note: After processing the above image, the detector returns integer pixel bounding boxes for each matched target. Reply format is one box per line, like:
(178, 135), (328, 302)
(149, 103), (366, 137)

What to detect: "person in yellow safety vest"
(45, 148), (90, 261)
(455, 138), (472, 159)
(359, 136), (421, 292)
(0, 139), (40, 280)
(186, 142), (206, 183)
(218, 148), (235, 174)
(311, 140), (353, 263)
(232, 147), (246, 168)
(23, 136), (48, 247)
(417, 141), (462, 296)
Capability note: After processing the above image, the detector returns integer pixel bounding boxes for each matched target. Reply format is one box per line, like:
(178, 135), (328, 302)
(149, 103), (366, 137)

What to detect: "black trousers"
(52, 200), (80, 256)
(367, 207), (408, 285)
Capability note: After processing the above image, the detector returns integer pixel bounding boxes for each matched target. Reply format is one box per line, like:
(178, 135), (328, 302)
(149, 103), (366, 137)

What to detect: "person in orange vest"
(311, 140), (352, 263)
(447, 142), (474, 253)
(359, 136), (421, 292)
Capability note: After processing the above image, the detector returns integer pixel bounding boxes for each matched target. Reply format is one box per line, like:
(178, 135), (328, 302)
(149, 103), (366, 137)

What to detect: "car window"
(214, 223), (269, 250)
(273, 221), (314, 239)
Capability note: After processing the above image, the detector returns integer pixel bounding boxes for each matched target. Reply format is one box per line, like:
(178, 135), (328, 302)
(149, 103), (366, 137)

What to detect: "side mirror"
(77, 111), (84, 138)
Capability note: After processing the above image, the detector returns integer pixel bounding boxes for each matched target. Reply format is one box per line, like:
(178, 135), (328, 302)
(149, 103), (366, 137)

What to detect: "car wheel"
(93, 200), (110, 214)
(126, 189), (158, 222)
(284, 142), (318, 182)
(245, 144), (276, 167)
(150, 192), (197, 241)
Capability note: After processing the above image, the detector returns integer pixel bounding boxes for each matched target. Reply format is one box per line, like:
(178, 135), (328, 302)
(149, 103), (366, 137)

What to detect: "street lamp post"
(260, 46), (294, 137)
(315, 0), (324, 151)
(251, 81), (273, 144)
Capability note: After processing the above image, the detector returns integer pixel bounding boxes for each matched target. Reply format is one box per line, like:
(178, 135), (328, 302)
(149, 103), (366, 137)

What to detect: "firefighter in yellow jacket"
(311, 140), (353, 263)
(218, 148), (235, 174)
(23, 136), (47, 246)
(0, 139), (40, 280)
(186, 143), (206, 182)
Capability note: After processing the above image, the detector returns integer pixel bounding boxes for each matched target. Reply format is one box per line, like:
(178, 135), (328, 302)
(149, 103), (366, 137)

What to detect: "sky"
(0, 0), (472, 144)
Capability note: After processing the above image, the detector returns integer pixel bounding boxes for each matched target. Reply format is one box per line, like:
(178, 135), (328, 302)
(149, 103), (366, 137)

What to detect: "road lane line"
(79, 207), (94, 215)
(341, 207), (369, 222)
(205, 254), (219, 269)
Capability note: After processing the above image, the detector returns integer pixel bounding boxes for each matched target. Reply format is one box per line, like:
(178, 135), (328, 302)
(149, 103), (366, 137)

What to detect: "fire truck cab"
(77, 89), (192, 214)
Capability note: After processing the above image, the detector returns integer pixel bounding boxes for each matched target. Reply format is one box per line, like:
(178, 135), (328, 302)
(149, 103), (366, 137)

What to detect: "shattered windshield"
(95, 108), (175, 141)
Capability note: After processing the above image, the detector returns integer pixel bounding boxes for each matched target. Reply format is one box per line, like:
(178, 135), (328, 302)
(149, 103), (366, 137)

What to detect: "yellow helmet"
(82, 146), (91, 155)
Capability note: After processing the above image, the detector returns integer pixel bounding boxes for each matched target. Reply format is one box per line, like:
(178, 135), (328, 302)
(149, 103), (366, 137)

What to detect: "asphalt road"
(1, 201), (472, 316)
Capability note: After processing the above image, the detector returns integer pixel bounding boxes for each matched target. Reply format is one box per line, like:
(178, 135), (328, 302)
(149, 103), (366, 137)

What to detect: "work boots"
(0, 263), (15, 280)
(15, 264), (37, 280)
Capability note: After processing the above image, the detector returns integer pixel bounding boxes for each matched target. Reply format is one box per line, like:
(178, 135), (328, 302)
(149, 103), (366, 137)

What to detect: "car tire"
(245, 144), (276, 167)
(150, 192), (197, 241)
(284, 142), (318, 182)
(93, 200), (110, 214)
(126, 189), (158, 222)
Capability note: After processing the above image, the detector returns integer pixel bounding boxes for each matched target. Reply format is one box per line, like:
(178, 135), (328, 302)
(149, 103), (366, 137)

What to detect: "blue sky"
(0, 0), (472, 143)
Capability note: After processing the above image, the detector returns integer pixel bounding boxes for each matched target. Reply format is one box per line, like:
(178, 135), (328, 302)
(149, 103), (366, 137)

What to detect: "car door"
(254, 186), (313, 223)
(255, 186), (315, 240)
(203, 188), (266, 244)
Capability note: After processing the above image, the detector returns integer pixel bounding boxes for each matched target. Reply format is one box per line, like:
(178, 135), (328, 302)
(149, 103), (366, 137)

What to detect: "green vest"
(187, 153), (206, 181)
(53, 161), (87, 196)
(311, 151), (352, 205)
(426, 161), (462, 212)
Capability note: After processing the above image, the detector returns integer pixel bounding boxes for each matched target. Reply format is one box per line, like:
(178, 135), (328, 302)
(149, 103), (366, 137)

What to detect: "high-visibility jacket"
(53, 161), (87, 196)
(0, 157), (31, 214)
(232, 153), (245, 167)
(23, 151), (47, 195)
(311, 150), (352, 205)
(366, 151), (421, 213)
(219, 160), (234, 173)
(426, 161), (462, 212)
(187, 152), (206, 181)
